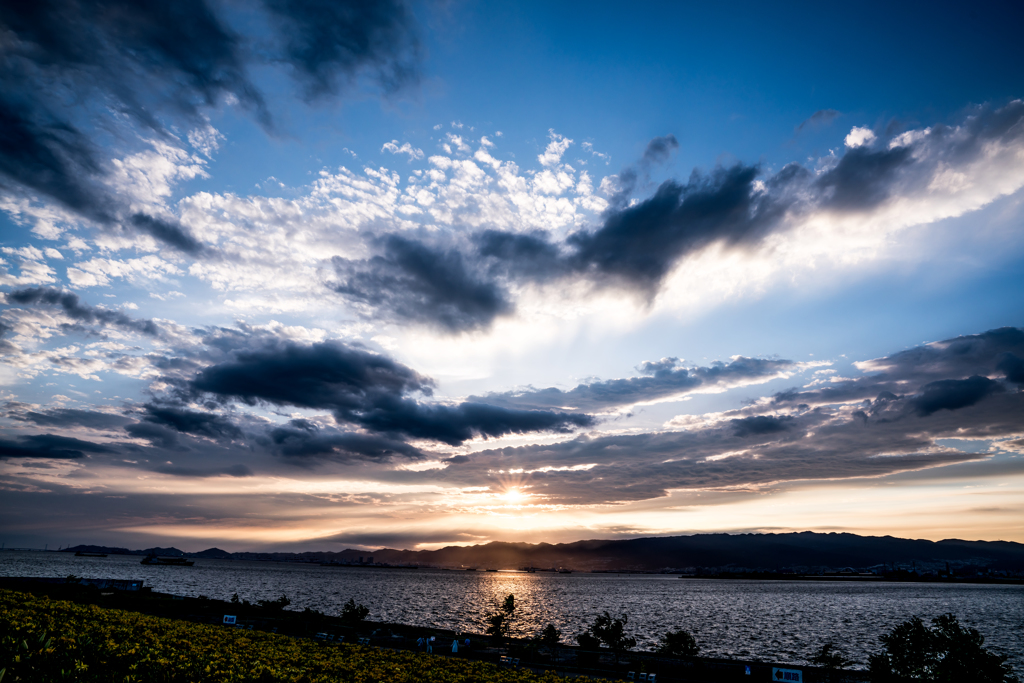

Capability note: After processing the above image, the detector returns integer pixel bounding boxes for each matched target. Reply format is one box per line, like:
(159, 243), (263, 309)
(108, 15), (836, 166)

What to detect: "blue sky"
(1, 0), (1022, 551)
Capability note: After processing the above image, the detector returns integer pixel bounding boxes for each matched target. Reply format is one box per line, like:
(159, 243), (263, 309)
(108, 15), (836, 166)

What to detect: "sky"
(1, 0), (1023, 552)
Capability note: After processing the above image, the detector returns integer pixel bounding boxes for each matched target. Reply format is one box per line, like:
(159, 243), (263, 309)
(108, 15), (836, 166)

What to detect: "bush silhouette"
(655, 628), (699, 658)
(340, 598), (370, 624)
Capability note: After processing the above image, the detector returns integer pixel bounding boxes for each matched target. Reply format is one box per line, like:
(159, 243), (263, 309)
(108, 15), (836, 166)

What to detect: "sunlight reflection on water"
(3, 551), (1021, 670)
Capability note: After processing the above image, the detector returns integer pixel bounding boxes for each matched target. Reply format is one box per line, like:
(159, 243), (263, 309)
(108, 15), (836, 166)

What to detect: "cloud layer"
(0, 0), (420, 251)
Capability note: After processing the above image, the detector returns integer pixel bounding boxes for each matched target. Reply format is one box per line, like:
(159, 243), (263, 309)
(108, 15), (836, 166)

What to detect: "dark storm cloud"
(337, 160), (795, 326)
(434, 390), (1024, 505)
(0, 0), (264, 250)
(5, 287), (162, 337)
(0, 0), (420, 251)
(0, 95), (111, 223)
(0, 319), (16, 354)
(0, 0), (267, 122)
(189, 339), (593, 446)
(0, 433), (116, 459)
(474, 230), (566, 281)
(796, 109), (841, 132)
(192, 339), (432, 408)
(264, 0), (420, 99)
(641, 134), (679, 165)
(329, 103), (1024, 333)
(410, 328), (1024, 505)
(604, 133), (680, 206)
(815, 145), (913, 210)
(124, 422), (182, 450)
(267, 420), (422, 461)
(731, 415), (794, 437)
(476, 356), (798, 412)
(11, 407), (131, 431)
(771, 327), (1024, 409)
(331, 234), (512, 333)
(997, 353), (1024, 383)
(137, 403), (243, 440)
(909, 376), (1004, 417)
(152, 463), (253, 478)
(568, 164), (782, 290)
(128, 214), (205, 257)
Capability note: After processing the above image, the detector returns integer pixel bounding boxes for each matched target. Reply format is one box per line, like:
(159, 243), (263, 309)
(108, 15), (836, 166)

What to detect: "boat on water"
(75, 552), (107, 557)
(557, 568), (572, 574)
(140, 554), (194, 566)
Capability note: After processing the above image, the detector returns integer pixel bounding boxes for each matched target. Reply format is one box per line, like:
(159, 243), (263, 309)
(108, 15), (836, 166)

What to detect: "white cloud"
(538, 130), (573, 167)
(446, 134), (471, 153)
(67, 256), (182, 288)
(598, 175), (620, 195)
(533, 169), (575, 195)
(108, 139), (209, 209)
(844, 126), (877, 148)
(187, 124), (224, 158)
(581, 141), (610, 164)
(0, 255), (57, 286)
(149, 290), (185, 300)
(381, 140), (425, 161)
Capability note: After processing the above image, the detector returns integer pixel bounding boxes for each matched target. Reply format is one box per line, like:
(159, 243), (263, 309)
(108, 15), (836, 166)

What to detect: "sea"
(2, 550), (1022, 671)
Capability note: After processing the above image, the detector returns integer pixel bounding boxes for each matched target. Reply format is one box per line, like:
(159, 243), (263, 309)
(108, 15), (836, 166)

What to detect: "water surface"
(3, 551), (1021, 670)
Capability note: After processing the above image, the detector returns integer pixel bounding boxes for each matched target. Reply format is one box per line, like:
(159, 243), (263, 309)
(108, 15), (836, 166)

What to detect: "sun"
(501, 487), (527, 504)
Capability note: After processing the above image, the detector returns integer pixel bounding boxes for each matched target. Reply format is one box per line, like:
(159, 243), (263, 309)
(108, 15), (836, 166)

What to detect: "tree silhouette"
(588, 611), (636, 664)
(257, 594), (290, 612)
(484, 593), (516, 648)
(656, 629), (699, 659)
(868, 614), (1018, 682)
(540, 623), (561, 660)
(812, 642), (853, 682)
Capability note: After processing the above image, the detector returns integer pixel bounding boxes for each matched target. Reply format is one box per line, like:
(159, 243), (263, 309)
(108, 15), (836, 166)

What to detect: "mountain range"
(62, 532), (1024, 572)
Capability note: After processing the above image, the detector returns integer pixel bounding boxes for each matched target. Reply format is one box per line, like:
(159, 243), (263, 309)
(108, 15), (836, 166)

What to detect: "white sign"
(223, 615), (237, 625)
(772, 668), (802, 683)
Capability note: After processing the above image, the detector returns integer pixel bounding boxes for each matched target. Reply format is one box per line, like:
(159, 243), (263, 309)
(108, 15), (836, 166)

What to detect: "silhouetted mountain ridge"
(61, 532), (1024, 571)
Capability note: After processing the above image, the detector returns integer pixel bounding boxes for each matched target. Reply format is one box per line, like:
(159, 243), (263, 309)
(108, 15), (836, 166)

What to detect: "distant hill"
(62, 545), (186, 557)
(62, 532), (1024, 572)
(312, 533), (1024, 572)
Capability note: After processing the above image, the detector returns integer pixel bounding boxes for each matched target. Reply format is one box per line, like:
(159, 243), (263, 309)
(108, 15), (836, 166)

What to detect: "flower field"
(0, 590), (568, 682)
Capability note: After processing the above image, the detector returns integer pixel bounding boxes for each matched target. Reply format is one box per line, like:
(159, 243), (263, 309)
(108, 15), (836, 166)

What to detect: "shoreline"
(6, 549), (1021, 585)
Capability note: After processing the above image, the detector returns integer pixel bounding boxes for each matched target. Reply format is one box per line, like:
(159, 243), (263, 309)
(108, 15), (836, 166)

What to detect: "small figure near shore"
(427, 636), (433, 653)
(451, 638), (459, 654)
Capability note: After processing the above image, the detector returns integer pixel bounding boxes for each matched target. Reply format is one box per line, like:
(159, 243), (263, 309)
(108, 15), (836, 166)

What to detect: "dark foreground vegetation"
(0, 581), (1018, 682)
